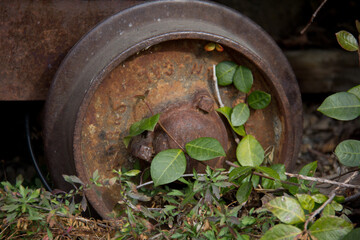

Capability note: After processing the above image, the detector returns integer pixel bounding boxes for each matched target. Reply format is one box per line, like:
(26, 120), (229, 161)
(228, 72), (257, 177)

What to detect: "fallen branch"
(225, 160), (360, 189)
(304, 171), (358, 230)
(285, 172), (360, 189)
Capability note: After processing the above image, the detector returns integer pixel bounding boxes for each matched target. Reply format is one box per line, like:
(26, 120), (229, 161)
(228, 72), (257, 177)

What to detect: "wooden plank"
(285, 50), (360, 93)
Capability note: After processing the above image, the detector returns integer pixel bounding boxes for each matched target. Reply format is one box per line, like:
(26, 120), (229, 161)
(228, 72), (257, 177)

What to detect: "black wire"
(25, 114), (52, 192)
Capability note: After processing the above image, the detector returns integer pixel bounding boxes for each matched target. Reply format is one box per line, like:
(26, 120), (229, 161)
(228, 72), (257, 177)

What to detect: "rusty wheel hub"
(44, 1), (302, 218)
(129, 90), (229, 171)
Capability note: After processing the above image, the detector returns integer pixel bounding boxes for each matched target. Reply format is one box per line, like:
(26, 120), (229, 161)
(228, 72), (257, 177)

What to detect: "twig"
(300, 0), (328, 34)
(213, 65), (240, 144)
(225, 161), (299, 186)
(149, 233), (163, 240)
(327, 168), (359, 181)
(285, 172), (360, 189)
(136, 173), (207, 189)
(225, 160), (360, 189)
(304, 171), (358, 230)
(30, 205), (113, 230)
(142, 99), (185, 152)
(213, 65), (224, 108)
(344, 191), (360, 203)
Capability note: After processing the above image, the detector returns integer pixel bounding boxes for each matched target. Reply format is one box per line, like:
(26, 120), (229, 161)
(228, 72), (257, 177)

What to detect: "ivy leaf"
(336, 30), (359, 51)
(348, 85), (360, 99)
(248, 91), (271, 110)
(266, 196), (305, 224)
(231, 103), (250, 126)
(216, 107), (246, 136)
(309, 216), (353, 240)
(123, 113), (160, 147)
(150, 149), (186, 186)
(236, 135), (264, 167)
(233, 66), (253, 93)
(185, 137), (226, 161)
(318, 92), (360, 121)
(296, 194), (315, 212)
(216, 61), (238, 86)
(260, 224), (302, 240)
(236, 180), (252, 204)
(335, 140), (360, 167)
(228, 166), (253, 181)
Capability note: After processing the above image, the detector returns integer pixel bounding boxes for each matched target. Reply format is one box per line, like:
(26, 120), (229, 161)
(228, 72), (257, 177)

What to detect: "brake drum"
(45, 0), (302, 218)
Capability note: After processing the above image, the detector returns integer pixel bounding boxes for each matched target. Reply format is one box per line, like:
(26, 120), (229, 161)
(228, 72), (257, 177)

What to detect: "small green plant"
(0, 175), (87, 239)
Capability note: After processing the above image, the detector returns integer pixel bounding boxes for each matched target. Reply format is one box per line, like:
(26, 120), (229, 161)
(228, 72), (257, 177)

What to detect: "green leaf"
(63, 175), (84, 185)
(261, 164), (286, 189)
(334, 195), (345, 203)
(231, 103), (250, 126)
(335, 140), (360, 167)
(255, 166), (280, 180)
(299, 161), (317, 177)
(47, 228), (54, 240)
(123, 113), (160, 147)
(260, 224), (302, 240)
(236, 135), (264, 167)
(348, 85), (360, 99)
(336, 31), (359, 51)
(216, 61), (238, 86)
(236, 180), (252, 204)
(233, 65), (253, 93)
(124, 169), (141, 177)
(342, 228), (360, 240)
(331, 201), (343, 211)
(322, 204), (335, 217)
(150, 149), (186, 186)
(1, 204), (19, 212)
(266, 196), (305, 224)
(185, 137), (226, 161)
(309, 216), (353, 240)
(228, 166), (253, 181)
(296, 194), (315, 212)
(299, 161), (317, 185)
(312, 193), (328, 204)
(216, 107), (246, 136)
(248, 91), (271, 110)
(318, 92), (360, 121)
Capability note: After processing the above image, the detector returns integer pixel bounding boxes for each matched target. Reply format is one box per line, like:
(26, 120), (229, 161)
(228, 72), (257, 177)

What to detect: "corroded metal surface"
(129, 90), (229, 171)
(44, 0), (302, 218)
(0, 0), (142, 100)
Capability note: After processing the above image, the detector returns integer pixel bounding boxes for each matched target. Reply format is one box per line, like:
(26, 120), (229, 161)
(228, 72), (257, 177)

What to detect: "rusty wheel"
(44, 0), (302, 218)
